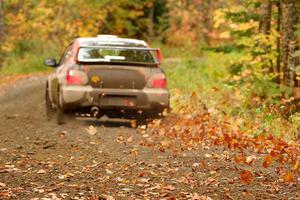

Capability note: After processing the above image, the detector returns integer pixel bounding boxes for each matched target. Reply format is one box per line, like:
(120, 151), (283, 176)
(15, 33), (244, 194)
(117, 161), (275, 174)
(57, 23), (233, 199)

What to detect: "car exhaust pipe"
(91, 106), (100, 118)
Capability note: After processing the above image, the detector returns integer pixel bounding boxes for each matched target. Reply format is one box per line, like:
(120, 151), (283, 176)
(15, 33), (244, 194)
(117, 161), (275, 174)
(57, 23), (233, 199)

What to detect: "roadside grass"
(163, 51), (299, 140)
(151, 41), (202, 58)
(163, 51), (230, 93)
(1, 53), (51, 75)
(163, 51), (236, 111)
(0, 41), (58, 75)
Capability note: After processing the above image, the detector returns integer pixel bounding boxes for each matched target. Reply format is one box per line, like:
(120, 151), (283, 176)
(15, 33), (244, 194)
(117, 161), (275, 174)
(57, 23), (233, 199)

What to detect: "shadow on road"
(74, 117), (133, 128)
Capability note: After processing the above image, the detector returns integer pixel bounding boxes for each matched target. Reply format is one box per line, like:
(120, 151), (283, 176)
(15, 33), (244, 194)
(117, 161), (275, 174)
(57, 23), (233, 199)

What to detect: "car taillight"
(148, 73), (167, 88)
(66, 69), (88, 85)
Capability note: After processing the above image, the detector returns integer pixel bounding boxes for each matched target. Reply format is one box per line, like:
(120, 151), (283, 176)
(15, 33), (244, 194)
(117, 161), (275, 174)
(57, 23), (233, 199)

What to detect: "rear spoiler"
(77, 46), (163, 64)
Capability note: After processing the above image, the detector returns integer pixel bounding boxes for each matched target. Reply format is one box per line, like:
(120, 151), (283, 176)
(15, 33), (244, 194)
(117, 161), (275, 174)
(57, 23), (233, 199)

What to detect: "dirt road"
(0, 76), (299, 199)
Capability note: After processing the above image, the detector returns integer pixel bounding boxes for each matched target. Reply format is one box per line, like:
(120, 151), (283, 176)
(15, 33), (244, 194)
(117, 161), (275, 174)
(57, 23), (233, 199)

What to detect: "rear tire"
(56, 107), (65, 125)
(56, 87), (66, 125)
(45, 88), (55, 121)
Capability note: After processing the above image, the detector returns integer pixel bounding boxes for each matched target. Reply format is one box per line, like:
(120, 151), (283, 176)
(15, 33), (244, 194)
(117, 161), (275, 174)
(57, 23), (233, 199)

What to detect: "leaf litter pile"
(147, 95), (300, 199)
(1, 94), (300, 199)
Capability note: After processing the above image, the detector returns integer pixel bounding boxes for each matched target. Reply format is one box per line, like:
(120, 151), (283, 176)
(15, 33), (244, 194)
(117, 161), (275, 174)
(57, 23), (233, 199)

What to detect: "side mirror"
(44, 58), (57, 67)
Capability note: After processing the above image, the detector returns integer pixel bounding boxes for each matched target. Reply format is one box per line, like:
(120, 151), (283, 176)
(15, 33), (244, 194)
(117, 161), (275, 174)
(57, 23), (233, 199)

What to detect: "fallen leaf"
(130, 120), (137, 128)
(234, 155), (246, 164)
(85, 125), (97, 135)
(200, 159), (206, 168)
(127, 136), (133, 142)
(0, 191), (11, 198)
(33, 188), (45, 193)
(116, 136), (124, 143)
(263, 155), (273, 168)
(197, 195), (213, 200)
(130, 148), (138, 157)
(58, 172), (74, 180)
(293, 160), (299, 171)
(140, 125), (147, 130)
(138, 172), (146, 177)
(205, 177), (216, 185)
(283, 172), (294, 183)
(37, 169), (46, 174)
(139, 178), (151, 183)
(240, 170), (253, 184)
(205, 153), (212, 158)
(246, 155), (256, 165)
(210, 170), (217, 176)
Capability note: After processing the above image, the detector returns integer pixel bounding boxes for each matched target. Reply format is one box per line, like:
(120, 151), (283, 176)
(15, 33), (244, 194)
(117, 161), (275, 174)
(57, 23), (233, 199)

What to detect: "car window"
(59, 46), (72, 65)
(77, 47), (157, 65)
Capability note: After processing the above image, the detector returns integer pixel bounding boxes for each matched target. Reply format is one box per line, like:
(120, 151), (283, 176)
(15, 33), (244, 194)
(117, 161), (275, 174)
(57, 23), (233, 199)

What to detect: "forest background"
(1, 0), (300, 140)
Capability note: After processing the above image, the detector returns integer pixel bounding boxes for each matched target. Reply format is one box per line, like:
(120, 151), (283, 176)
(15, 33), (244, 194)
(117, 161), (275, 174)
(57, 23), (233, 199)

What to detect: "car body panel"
(60, 86), (169, 110)
(86, 65), (148, 89)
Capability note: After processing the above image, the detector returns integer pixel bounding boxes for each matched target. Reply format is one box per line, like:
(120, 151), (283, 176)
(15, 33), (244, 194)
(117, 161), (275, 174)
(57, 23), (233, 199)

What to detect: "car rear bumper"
(60, 85), (169, 112)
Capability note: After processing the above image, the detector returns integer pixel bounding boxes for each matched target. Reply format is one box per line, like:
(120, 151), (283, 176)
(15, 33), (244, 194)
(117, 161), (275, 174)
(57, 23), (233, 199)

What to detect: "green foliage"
(163, 49), (298, 139)
(0, 0), (169, 73)
(163, 51), (239, 104)
(0, 40), (57, 75)
(214, 0), (286, 107)
(206, 44), (243, 54)
(225, 11), (260, 23)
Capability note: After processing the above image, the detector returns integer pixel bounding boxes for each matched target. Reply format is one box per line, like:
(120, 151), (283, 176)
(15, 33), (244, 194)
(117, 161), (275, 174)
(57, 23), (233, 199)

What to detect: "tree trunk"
(276, 1), (281, 84)
(0, 0), (4, 67)
(202, 0), (215, 47)
(147, 1), (155, 42)
(0, 0), (4, 42)
(259, 0), (272, 35)
(15, 0), (24, 13)
(281, 0), (298, 87)
(258, 0), (273, 73)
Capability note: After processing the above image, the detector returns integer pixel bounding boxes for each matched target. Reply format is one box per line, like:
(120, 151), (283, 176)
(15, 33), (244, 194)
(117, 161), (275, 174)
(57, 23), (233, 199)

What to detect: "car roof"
(76, 35), (148, 48)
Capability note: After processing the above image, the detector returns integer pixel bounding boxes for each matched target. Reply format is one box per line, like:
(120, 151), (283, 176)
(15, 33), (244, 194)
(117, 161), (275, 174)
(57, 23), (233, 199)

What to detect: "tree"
(259, 0), (272, 35)
(258, 0), (273, 73)
(280, 0), (298, 87)
(0, 0), (4, 42)
(0, 0), (4, 66)
(276, 0), (281, 84)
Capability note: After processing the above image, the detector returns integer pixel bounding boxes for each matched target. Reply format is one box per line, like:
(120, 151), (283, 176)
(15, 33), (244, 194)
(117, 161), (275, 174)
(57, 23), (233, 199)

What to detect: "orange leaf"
(283, 172), (294, 183)
(246, 155), (257, 165)
(240, 170), (253, 184)
(229, 139), (238, 149)
(139, 172), (146, 177)
(200, 159), (206, 169)
(263, 155), (273, 168)
(234, 155), (246, 164)
(270, 150), (280, 158)
(293, 160), (299, 171)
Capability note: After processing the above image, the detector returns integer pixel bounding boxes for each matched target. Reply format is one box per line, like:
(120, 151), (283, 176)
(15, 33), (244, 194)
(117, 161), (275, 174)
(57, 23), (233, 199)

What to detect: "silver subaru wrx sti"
(45, 35), (169, 125)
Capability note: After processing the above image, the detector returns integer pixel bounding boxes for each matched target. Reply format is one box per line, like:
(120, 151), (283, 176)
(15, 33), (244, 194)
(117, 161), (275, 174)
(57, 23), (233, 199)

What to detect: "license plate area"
(99, 94), (137, 107)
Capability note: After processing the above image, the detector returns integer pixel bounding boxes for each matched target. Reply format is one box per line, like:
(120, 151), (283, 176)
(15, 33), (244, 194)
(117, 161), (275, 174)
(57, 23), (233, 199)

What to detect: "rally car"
(45, 35), (169, 124)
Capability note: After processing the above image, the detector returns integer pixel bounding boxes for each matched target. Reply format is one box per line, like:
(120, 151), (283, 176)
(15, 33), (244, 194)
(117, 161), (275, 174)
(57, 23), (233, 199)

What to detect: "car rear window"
(77, 47), (157, 65)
